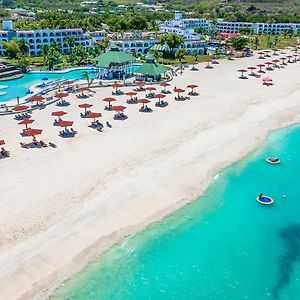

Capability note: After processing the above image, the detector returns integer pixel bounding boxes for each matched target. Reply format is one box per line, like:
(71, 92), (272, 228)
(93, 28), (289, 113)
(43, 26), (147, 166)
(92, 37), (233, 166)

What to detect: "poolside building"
(135, 53), (166, 81)
(95, 44), (136, 80)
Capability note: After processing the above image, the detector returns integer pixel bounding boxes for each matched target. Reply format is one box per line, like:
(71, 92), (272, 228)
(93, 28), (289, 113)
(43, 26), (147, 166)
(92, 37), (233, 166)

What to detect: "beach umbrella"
(30, 95), (44, 103)
(125, 92), (137, 99)
(135, 81), (145, 86)
(52, 111), (67, 117)
(18, 119), (34, 130)
(262, 76), (273, 82)
(57, 120), (73, 130)
(55, 92), (68, 99)
(280, 57), (287, 64)
(145, 86), (156, 91)
(206, 60), (212, 68)
(153, 93), (166, 104)
(248, 66), (256, 76)
(258, 52), (265, 59)
(257, 64), (265, 73)
(77, 87), (89, 93)
(0, 140), (5, 146)
(111, 83), (123, 91)
(287, 55), (293, 63)
(86, 112), (102, 122)
(12, 105), (29, 112)
(78, 103), (93, 114)
(186, 84), (198, 92)
(238, 69), (247, 78)
(138, 98), (151, 109)
(112, 105), (126, 114)
(272, 59), (280, 67)
(24, 128), (43, 140)
(63, 80), (74, 85)
(174, 88), (185, 97)
(265, 62), (273, 70)
(103, 97), (116, 109)
(264, 50), (271, 57)
(160, 83), (170, 93)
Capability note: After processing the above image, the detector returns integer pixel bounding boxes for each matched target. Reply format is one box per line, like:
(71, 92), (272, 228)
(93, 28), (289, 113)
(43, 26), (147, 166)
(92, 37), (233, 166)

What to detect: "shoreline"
(0, 51), (299, 299)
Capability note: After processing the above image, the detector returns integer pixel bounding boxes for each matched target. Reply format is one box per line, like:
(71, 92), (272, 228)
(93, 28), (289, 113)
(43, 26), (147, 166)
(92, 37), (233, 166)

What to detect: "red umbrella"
(58, 120), (73, 130)
(125, 92), (137, 99)
(24, 128), (43, 140)
(160, 82), (170, 92)
(135, 81), (145, 86)
(238, 69), (247, 77)
(187, 84), (198, 92)
(248, 66), (256, 75)
(0, 140), (5, 146)
(258, 52), (265, 58)
(153, 94), (166, 103)
(103, 97), (116, 108)
(77, 87), (89, 93)
(145, 86), (156, 91)
(265, 62), (273, 69)
(257, 64), (265, 72)
(30, 95), (44, 103)
(52, 111), (67, 117)
(63, 80), (74, 85)
(86, 112), (102, 122)
(138, 98), (150, 108)
(174, 88), (185, 96)
(272, 59), (280, 66)
(12, 105), (29, 112)
(18, 119), (34, 130)
(79, 103), (93, 114)
(113, 105), (126, 112)
(55, 92), (68, 99)
(111, 83), (123, 90)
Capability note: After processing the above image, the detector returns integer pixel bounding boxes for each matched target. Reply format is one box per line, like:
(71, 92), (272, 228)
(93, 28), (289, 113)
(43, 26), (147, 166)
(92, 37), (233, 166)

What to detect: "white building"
(161, 12), (300, 35)
(0, 20), (106, 56)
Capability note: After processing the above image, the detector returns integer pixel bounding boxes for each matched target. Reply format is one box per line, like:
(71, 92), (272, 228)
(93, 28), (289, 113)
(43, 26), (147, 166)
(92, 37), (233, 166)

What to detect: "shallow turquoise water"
(0, 65), (139, 102)
(53, 125), (300, 300)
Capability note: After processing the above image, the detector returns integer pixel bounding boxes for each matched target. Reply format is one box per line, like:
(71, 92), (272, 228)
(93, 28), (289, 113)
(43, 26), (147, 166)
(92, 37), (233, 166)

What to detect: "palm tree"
(175, 48), (186, 64)
(192, 50), (198, 62)
(65, 36), (75, 54)
(82, 71), (94, 89)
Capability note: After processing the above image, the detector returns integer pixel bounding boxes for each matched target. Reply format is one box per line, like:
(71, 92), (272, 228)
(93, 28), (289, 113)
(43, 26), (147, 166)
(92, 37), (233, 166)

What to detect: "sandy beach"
(0, 49), (300, 299)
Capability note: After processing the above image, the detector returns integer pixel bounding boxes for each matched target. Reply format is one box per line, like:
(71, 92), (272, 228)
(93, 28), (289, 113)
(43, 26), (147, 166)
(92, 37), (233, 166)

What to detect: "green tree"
(192, 50), (199, 61)
(82, 71), (94, 89)
(159, 33), (184, 54)
(45, 46), (61, 70)
(17, 38), (29, 55)
(2, 39), (20, 58)
(17, 54), (30, 73)
(175, 48), (186, 63)
(69, 45), (88, 65)
(229, 36), (249, 50)
(65, 36), (76, 53)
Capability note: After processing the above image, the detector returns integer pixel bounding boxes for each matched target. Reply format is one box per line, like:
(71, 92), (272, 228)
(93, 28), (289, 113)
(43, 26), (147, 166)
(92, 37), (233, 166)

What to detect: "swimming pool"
(0, 65), (140, 103)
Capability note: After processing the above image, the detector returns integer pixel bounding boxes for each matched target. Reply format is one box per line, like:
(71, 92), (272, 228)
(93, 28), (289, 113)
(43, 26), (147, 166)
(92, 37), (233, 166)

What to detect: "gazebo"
(135, 53), (167, 82)
(95, 44), (136, 80)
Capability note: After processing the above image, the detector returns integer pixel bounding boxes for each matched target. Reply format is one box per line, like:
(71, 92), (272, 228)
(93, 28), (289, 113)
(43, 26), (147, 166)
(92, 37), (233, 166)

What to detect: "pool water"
(0, 65), (140, 103)
(53, 124), (300, 300)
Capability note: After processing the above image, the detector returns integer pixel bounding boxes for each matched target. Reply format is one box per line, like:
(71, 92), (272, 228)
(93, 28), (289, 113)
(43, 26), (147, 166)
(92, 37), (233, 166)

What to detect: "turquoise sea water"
(53, 125), (300, 300)
(0, 65), (139, 102)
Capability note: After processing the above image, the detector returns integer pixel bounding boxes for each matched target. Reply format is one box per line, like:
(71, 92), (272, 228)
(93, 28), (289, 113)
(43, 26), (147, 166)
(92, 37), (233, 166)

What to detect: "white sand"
(0, 49), (300, 299)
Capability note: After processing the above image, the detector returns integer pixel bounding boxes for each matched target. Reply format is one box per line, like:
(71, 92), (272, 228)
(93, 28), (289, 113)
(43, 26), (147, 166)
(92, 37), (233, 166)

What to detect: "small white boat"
(256, 195), (274, 205)
(266, 157), (280, 164)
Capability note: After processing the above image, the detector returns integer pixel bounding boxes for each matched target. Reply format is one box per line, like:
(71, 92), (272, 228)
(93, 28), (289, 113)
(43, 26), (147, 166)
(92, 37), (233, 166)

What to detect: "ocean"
(53, 124), (300, 300)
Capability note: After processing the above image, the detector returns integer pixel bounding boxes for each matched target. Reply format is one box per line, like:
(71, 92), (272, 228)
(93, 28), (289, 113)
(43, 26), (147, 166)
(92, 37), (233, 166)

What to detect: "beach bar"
(135, 53), (166, 82)
(95, 45), (136, 80)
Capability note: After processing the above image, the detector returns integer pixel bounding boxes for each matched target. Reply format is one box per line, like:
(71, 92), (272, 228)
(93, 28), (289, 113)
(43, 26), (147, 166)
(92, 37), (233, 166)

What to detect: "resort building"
(0, 20), (106, 56)
(160, 12), (300, 35)
(111, 39), (158, 55)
